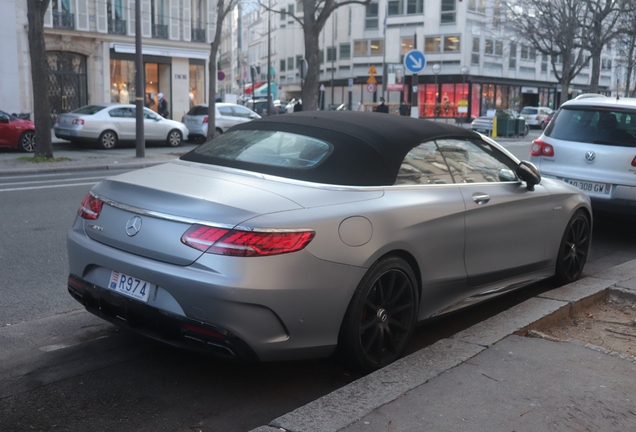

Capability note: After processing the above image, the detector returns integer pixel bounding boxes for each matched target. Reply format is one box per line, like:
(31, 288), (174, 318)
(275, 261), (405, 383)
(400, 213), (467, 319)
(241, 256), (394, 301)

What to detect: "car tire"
(338, 256), (418, 373)
(166, 129), (183, 147)
(18, 131), (36, 153)
(214, 128), (223, 138)
(98, 130), (118, 150)
(540, 121), (546, 129)
(555, 209), (591, 285)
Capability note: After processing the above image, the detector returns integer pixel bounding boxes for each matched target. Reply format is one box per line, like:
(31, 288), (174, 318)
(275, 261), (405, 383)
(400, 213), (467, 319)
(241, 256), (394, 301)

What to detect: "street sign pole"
(403, 49), (426, 119)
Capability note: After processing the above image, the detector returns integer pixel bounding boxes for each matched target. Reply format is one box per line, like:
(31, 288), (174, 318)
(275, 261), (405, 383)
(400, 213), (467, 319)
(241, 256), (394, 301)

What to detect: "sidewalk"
(0, 131), (197, 175)
(251, 260), (636, 432)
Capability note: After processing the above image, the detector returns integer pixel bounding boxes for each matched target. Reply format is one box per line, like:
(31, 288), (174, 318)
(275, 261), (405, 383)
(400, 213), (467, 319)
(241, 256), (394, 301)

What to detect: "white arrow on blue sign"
(403, 50), (426, 74)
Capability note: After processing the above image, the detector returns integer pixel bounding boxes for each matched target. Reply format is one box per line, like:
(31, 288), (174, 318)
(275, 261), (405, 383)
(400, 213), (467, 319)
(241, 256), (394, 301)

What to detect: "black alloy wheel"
(339, 256), (418, 373)
(555, 210), (591, 284)
(19, 131), (36, 152)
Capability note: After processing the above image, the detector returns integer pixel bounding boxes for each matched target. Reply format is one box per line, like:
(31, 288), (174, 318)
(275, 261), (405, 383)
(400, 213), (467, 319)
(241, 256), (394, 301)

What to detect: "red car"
(0, 110), (36, 152)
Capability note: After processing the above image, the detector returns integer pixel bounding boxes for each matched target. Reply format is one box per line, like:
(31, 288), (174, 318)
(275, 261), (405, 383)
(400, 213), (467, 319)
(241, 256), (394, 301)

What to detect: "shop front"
(108, 44), (209, 120)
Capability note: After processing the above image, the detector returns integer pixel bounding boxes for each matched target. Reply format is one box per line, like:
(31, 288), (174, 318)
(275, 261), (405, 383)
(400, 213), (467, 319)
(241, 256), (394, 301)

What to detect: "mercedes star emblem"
(125, 216), (142, 237)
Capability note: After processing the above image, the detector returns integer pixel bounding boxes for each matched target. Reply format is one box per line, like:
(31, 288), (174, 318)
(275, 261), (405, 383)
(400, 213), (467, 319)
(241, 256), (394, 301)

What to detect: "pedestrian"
(157, 92), (169, 118)
(399, 101), (409, 116)
(293, 99), (303, 112)
(375, 98), (389, 113)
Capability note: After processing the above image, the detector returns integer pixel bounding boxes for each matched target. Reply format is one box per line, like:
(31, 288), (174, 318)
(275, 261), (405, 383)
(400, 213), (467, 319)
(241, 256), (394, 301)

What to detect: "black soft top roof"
(180, 111), (482, 186)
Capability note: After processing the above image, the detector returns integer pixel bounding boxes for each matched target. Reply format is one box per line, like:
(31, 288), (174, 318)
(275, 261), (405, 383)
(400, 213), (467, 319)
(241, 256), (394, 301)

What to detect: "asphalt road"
(1, 144), (636, 431)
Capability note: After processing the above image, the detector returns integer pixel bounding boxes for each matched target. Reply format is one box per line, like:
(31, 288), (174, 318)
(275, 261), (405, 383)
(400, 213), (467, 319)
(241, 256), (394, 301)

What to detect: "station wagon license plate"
(108, 271), (154, 302)
(563, 178), (612, 196)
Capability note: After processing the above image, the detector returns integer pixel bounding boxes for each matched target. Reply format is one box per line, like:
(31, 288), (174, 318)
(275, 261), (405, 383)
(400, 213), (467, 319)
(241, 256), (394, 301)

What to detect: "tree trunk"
(588, 53), (601, 94)
(301, 7), (320, 111)
(206, 0), (225, 141)
(207, 40), (220, 140)
(26, 0), (53, 158)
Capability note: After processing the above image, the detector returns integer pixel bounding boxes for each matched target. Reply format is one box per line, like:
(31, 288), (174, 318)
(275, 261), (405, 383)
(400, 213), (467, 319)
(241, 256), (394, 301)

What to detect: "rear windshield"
(186, 105), (209, 116)
(520, 108), (538, 115)
(546, 107), (636, 147)
(191, 129), (332, 169)
(73, 105), (106, 115)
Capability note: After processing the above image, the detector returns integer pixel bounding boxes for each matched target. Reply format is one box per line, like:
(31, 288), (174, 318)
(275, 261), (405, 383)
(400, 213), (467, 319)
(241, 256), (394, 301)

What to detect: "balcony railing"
(53, 12), (75, 30)
(191, 28), (206, 42)
(108, 18), (127, 35)
(152, 24), (168, 39)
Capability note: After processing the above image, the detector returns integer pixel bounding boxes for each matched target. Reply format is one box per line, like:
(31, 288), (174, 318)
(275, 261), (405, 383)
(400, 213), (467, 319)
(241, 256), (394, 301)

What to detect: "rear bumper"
(68, 274), (258, 360)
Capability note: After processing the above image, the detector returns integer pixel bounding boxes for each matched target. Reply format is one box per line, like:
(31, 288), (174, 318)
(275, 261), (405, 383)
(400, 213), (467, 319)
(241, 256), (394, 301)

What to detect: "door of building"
(47, 51), (88, 123)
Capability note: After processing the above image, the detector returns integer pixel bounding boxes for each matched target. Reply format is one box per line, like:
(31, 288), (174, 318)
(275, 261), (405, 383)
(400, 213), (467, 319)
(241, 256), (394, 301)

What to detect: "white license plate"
(186, 119), (198, 124)
(108, 271), (154, 302)
(564, 178), (612, 196)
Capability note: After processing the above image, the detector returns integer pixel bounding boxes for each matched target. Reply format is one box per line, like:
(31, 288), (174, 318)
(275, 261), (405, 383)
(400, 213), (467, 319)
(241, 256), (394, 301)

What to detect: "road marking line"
(0, 182), (98, 192)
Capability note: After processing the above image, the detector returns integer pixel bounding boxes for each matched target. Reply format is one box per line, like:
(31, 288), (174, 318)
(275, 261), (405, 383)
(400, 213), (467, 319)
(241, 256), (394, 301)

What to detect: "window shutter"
(142, 0), (152, 37)
(44, 3), (53, 27)
(169, 0), (180, 40)
(96, 0), (107, 33)
(76, 0), (90, 31)
(127, 0), (136, 35)
(207, 0), (217, 43)
(183, 0), (191, 41)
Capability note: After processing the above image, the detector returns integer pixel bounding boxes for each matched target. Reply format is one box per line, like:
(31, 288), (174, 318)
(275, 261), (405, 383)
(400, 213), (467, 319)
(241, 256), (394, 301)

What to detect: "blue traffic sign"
(404, 50), (426, 74)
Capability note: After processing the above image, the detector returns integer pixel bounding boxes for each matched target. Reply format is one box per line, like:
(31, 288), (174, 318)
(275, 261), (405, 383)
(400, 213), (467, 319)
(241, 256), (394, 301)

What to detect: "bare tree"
(207, 0), (240, 141)
(505, 0), (589, 106)
(616, 1), (636, 96)
(582, 0), (625, 93)
(26, 0), (53, 158)
(260, 0), (371, 111)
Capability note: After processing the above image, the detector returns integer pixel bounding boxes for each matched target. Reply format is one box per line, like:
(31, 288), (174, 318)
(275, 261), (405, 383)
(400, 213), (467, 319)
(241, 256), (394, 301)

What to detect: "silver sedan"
(54, 103), (189, 149)
(67, 112), (592, 372)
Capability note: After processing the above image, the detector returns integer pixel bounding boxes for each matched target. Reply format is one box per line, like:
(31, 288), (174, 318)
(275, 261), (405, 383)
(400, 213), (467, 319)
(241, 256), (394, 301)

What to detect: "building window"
(319, 49), (324, 64)
(425, 37), (441, 53)
(51, 0), (75, 29)
(327, 47), (337, 62)
(366, 2), (379, 29)
(388, 0), (402, 15)
(493, 0), (502, 27)
(280, 8), (286, 20)
(471, 37), (480, 65)
(340, 43), (351, 60)
(406, 0), (423, 14)
(484, 39), (502, 56)
(401, 37), (414, 55)
(520, 45), (536, 60)
(441, 0), (456, 23)
(288, 4), (294, 16)
(443, 35), (460, 52)
(288, 57), (294, 70)
(509, 42), (517, 69)
(296, 55), (303, 70)
(468, 0), (486, 13)
(280, 59), (286, 72)
(296, 1), (303, 13)
(354, 39), (384, 56)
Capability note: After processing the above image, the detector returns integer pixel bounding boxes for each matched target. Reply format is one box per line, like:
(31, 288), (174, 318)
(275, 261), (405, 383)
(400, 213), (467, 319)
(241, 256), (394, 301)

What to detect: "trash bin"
(514, 118), (526, 137)
(496, 117), (515, 137)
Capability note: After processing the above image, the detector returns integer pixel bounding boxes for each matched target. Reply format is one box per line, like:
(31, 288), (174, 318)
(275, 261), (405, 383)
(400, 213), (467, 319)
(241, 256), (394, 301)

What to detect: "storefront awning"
(244, 82), (266, 95)
(109, 43), (210, 60)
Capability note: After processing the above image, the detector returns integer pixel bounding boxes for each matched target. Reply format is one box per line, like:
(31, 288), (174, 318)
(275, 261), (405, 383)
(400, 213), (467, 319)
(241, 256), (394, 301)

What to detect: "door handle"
(472, 193), (490, 205)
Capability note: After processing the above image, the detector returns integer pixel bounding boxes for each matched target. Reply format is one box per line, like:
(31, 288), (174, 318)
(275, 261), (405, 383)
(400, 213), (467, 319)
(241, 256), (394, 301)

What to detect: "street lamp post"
(266, 0), (271, 116)
(432, 63), (441, 117)
(460, 65), (469, 123)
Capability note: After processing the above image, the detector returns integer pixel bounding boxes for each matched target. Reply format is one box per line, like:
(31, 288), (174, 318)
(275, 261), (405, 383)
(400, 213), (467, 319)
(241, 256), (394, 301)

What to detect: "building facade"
(4, 0), (220, 122)
(241, 0), (619, 119)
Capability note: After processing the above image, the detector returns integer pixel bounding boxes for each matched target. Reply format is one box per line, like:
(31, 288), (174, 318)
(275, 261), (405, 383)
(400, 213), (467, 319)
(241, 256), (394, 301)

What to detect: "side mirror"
(516, 161), (541, 191)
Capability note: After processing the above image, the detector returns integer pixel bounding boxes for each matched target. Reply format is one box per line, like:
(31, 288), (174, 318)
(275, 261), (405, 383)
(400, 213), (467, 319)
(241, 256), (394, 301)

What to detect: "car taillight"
(535, 115), (540, 121)
(181, 224), (315, 257)
(203, 117), (208, 124)
(181, 116), (184, 122)
(78, 194), (104, 220)
(530, 139), (554, 157)
(632, 156), (636, 167)
(72, 118), (84, 125)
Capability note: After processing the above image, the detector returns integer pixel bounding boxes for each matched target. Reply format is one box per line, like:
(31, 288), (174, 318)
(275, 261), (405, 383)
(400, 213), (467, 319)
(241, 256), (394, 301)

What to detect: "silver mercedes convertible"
(67, 111), (592, 372)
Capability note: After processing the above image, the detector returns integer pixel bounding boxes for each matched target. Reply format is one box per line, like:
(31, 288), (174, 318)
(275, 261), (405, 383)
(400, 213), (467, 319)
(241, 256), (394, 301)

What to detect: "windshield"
(520, 108), (538, 115)
(546, 107), (636, 147)
(192, 129), (332, 169)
